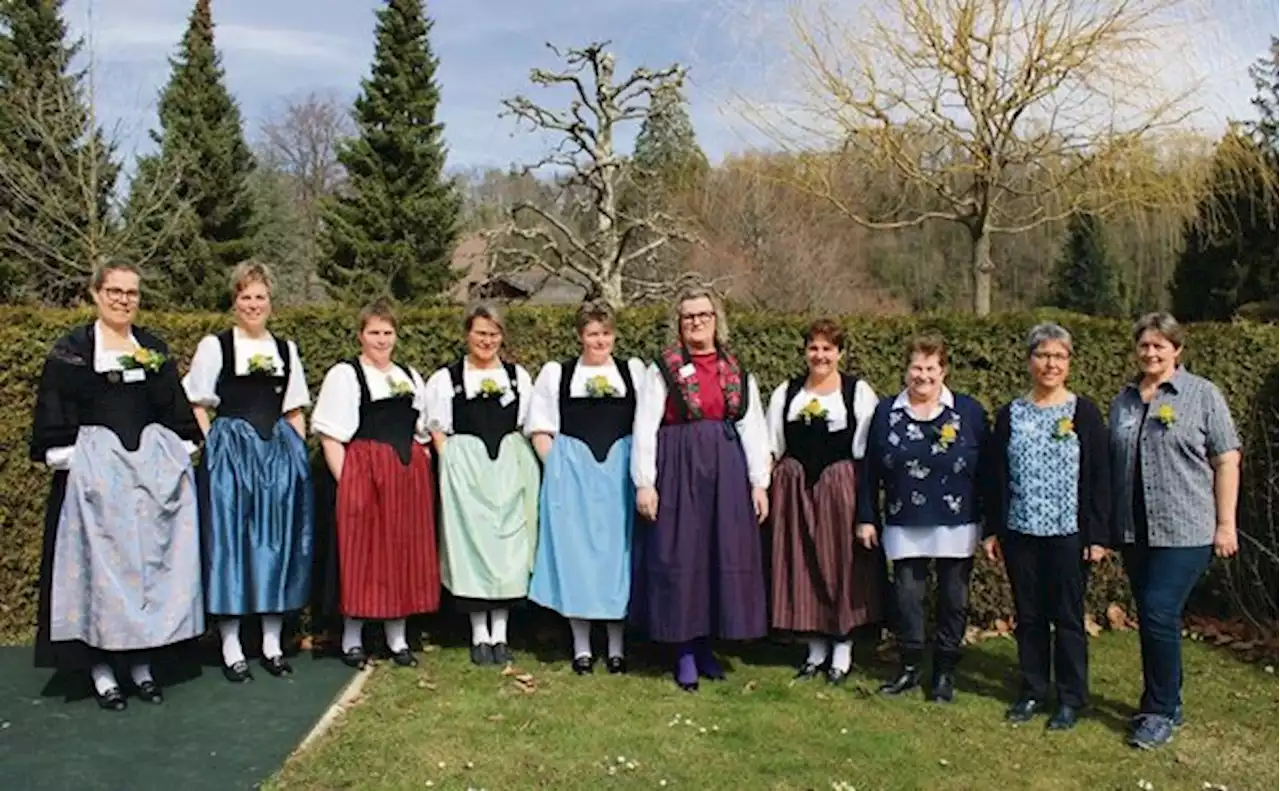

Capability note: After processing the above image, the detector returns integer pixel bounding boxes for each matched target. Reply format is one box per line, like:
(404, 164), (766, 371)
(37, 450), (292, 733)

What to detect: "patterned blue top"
(1007, 397), (1080, 537)
(856, 391), (987, 528)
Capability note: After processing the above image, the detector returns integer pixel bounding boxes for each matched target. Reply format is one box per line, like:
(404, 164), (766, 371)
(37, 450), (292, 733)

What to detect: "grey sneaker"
(1129, 714), (1175, 750)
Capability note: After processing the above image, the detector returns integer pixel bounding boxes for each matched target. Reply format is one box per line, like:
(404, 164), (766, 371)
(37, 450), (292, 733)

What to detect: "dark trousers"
(1004, 531), (1089, 708)
(1122, 543), (1212, 717)
(892, 556), (973, 667)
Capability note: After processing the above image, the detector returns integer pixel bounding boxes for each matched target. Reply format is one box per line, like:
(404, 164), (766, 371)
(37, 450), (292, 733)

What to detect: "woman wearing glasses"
(631, 286), (771, 691)
(426, 302), (540, 667)
(29, 263), (205, 710)
(183, 261), (314, 683)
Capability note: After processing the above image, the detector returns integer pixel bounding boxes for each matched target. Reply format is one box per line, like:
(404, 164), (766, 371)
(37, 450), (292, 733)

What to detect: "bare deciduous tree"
(491, 41), (702, 308)
(257, 90), (353, 300)
(751, 0), (1215, 315)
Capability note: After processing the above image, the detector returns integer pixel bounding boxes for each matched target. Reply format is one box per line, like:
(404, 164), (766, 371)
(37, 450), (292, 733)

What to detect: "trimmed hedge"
(0, 305), (1275, 642)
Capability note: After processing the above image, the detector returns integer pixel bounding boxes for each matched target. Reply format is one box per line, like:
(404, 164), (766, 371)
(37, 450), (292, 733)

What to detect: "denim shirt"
(1108, 367), (1239, 547)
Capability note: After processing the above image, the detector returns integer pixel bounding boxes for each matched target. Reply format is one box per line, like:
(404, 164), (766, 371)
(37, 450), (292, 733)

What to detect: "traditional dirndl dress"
(314, 359), (439, 620)
(434, 360), (540, 611)
(528, 357), (637, 620)
(191, 330), (313, 616)
(629, 346), (769, 644)
(768, 374), (883, 638)
(29, 323), (205, 671)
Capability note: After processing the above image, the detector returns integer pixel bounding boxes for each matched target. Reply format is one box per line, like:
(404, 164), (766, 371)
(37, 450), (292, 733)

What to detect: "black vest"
(558, 358), (637, 463)
(449, 359), (520, 461)
(347, 358), (420, 466)
(213, 330), (291, 440)
(80, 366), (159, 453)
(781, 374), (859, 487)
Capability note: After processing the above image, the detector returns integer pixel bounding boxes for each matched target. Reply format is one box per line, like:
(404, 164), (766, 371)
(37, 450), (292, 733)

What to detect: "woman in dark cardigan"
(981, 322), (1112, 731)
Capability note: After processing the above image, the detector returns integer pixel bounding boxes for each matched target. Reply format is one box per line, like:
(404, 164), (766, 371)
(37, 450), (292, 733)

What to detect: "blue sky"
(65, 0), (1279, 174)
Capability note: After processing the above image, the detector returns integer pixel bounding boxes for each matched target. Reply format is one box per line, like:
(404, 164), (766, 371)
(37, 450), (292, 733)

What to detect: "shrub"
(0, 305), (1275, 642)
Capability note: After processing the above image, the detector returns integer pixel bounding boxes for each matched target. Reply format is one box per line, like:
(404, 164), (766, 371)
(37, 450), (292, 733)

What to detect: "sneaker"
(1128, 714), (1175, 750)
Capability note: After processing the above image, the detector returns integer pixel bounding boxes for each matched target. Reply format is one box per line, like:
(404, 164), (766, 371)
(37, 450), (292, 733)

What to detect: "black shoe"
(928, 671), (956, 703)
(223, 660), (254, 683)
(878, 665), (921, 696)
(94, 686), (127, 711)
(470, 643), (494, 666)
(135, 680), (164, 704)
(261, 655), (294, 677)
(1006, 698), (1041, 723)
(572, 655), (594, 675)
(826, 667), (850, 686)
(491, 642), (514, 665)
(795, 661), (823, 680)
(341, 648), (368, 669)
(389, 649), (418, 668)
(606, 656), (627, 675)
(676, 678), (699, 692)
(1047, 705), (1080, 731)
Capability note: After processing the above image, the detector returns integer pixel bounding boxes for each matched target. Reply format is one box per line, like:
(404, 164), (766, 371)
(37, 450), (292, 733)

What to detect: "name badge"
(122, 368), (146, 383)
(499, 391), (515, 408)
(678, 363), (696, 379)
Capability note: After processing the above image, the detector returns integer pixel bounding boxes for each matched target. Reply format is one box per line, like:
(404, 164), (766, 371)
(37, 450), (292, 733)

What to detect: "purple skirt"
(629, 420), (767, 643)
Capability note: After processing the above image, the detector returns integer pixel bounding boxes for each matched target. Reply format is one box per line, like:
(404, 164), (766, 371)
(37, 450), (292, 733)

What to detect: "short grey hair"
(1132, 311), (1184, 349)
(463, 300), (505, 335)
(1026, 322), (1073, 357)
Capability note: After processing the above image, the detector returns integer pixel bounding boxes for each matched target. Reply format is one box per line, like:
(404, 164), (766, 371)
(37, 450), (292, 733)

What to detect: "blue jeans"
(1122, 544), (1212, 717)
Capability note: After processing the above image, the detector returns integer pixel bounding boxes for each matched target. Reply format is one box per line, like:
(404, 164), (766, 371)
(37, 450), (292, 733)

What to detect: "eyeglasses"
(680, 311), (715, 325)
(102, 287), (140, 304)
(1032, 351), (1070, 363)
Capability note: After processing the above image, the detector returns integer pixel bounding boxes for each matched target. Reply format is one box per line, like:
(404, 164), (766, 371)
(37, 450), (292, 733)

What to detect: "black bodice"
(557, 358), (636, 463)
(213, 329), (291, 440)
(347, 358), (420, 466)
(781, 374), (859, 487)
(449, 359), (521, 461)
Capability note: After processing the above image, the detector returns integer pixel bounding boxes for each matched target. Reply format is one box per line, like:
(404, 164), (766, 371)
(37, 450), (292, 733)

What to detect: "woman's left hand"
(1083, 544), (1108, 563)
(1214, 524), (1239, 558)
(751, 487), (769, 524)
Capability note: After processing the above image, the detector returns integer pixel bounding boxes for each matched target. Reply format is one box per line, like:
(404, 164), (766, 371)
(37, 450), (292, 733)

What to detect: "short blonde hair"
(669, 285), (728, 346)
(229, 260), (273, 297)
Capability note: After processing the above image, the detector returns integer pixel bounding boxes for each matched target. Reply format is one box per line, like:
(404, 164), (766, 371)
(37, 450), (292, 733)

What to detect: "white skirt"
(883, 523), (979, 561)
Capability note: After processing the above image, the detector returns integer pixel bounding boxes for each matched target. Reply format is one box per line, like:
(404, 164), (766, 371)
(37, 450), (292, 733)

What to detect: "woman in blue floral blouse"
(981, 322), (1112, 732)
(855, 335), (988, 703)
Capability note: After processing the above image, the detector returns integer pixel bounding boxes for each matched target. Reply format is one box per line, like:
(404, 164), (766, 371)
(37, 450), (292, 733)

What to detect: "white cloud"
(95, 21), (358, 65)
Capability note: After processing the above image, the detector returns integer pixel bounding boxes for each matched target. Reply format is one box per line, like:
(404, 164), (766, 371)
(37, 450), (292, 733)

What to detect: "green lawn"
(266, 632), (1277, 791)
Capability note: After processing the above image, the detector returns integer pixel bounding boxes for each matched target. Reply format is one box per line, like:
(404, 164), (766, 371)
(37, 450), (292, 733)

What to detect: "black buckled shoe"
(795, 661), (823, 680)
(606, 656), (627, 675)
(1047, 705), (1080, 731)
(341, 648), (368, 669)
(94, 686), (127, 711)
(470, 643), (494, 666)
(390, 649), (418, 668)
(261, 656), (294, 677)
(572, 655), (594, 675)
(135, 680), (164, 704)
(878, 665), (921, 696)
(1006, 698), (1041, 723)
(491, 643), (514, 665)
(223, 660), (254, 683)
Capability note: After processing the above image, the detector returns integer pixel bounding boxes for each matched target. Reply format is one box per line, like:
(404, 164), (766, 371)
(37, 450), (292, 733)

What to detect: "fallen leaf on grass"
(994, 619), (1012, 635)
(1106, 603), (1130, 630)
(416, 679), (437, 691)
(486, 714), (505, 722)
(741, 679), (759, 694)
(1084, 614), (1102, 637)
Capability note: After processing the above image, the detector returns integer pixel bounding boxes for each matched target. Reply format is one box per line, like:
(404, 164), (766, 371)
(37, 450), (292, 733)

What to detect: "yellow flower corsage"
(388, 376), (414, 397)
(478, 377), (505, 398)
(585, 374), (619, 398)
(1053, 417), (1075, 440)
(798, 398), (829, 425)
(937, 421), (959, 449)
(1154, 403), (1176, 428)
(119, 347), (166, 373)
(247, 353), (276, 375)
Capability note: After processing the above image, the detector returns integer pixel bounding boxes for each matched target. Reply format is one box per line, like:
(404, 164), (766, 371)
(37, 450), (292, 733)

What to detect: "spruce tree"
(631, 84), (710, 201)
(1046, 211), (1121, 316)
(129, 0), (255, 309)
(1169, 131), (1272, 321)
(319, 0), (461, 303)
(0, 0), (118, 304)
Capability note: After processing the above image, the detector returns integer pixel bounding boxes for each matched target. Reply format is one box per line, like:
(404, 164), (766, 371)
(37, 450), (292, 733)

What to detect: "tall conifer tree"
(1046, 211), (1121, 316)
